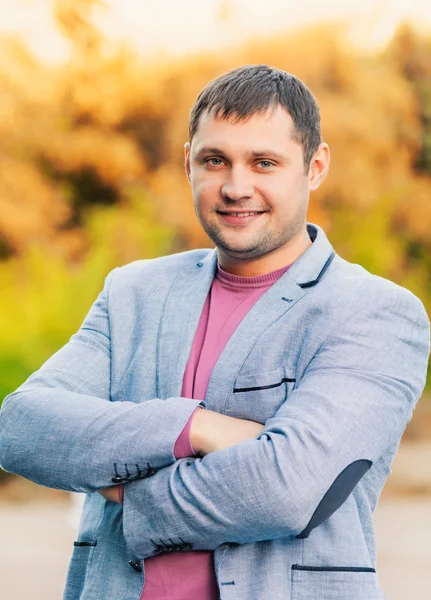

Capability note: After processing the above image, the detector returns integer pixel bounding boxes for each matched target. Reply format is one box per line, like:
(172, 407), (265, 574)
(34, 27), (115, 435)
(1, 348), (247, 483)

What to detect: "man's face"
(185, 105), (324, 264)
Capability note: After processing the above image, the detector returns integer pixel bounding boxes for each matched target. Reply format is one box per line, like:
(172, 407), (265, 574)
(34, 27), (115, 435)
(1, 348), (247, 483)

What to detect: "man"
(0, 65), (429, 600)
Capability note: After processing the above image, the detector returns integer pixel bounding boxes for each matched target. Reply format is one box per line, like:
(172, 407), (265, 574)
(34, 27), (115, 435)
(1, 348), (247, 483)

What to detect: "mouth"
(218, 211), (264, 217)
(216, 210), (267, 226)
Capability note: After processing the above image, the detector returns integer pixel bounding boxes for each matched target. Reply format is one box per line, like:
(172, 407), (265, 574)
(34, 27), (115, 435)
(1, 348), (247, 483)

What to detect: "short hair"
(189, 65), (322, 170)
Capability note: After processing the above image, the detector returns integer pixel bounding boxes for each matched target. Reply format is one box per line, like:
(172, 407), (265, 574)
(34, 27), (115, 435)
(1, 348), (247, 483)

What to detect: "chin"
(218, 244), (267, 260)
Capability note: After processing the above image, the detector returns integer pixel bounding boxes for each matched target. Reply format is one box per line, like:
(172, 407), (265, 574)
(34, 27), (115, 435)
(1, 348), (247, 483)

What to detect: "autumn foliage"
(0, 3), (430, 400)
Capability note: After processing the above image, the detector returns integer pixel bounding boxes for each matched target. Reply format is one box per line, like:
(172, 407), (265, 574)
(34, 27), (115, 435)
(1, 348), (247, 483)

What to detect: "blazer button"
(128, 560), (142, 572)
(111, 476), (125, 484)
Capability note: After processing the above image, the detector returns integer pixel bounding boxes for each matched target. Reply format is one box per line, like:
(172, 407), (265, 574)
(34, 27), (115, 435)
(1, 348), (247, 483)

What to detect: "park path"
(0, 498), (430, 599)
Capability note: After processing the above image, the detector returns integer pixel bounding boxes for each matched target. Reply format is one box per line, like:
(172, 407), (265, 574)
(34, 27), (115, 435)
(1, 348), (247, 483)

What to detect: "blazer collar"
(286, 223), (335, 289)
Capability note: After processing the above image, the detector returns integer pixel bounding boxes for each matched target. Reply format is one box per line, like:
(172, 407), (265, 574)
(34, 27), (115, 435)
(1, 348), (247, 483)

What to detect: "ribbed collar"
(216, 262), (293, 289)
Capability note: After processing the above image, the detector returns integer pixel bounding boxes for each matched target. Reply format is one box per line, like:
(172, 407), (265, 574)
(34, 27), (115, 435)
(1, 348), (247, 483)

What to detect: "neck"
(217, 228), (312, 277)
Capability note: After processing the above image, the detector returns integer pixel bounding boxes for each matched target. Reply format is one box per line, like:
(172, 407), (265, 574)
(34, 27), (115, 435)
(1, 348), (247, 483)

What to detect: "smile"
(220, 211), (263, 217)
(217, 211), (266, 226)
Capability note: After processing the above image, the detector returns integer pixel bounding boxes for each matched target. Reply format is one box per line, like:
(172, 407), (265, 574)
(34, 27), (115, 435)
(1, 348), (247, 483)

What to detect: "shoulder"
(318, 258), (430, 366)
(103, 248), (215, 292)
(326, 255), (429, 325)
(313, 256), (429, 384)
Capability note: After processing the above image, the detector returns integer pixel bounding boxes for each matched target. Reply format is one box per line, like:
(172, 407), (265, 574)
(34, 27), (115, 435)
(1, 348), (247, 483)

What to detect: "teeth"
(225, 212), (261, 217)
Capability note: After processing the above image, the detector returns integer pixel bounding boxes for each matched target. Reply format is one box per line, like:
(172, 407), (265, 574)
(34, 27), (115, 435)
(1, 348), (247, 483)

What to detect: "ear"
(184, 142), (191, 184)
(308, 142), (330, 191)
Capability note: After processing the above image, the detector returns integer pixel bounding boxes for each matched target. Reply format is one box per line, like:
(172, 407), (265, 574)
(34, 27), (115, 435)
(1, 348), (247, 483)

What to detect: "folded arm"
(0, 269), (204, 493)
(100, 407), (265, 502)
(122, 289), (430, 558)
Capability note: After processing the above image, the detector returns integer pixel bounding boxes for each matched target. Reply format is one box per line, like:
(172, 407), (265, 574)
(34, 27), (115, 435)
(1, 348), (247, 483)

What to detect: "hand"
(190, 409), (265, 456)
(97, 485), (122, 504)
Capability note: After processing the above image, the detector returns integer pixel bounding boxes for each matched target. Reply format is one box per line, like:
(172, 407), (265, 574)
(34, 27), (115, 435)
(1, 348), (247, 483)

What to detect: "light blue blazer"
(0, 223), (429, 600)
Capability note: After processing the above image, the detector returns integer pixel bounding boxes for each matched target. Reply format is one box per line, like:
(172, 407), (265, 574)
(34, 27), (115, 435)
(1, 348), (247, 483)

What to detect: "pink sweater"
(137, 262), (291, 599)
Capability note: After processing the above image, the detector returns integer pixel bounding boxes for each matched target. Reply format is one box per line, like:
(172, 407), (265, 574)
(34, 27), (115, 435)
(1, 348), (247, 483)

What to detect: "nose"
(221, 166), (254, 202)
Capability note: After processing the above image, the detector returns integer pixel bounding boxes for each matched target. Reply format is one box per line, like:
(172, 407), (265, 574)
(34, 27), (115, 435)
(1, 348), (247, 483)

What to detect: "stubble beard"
(202, 210), (306, 261)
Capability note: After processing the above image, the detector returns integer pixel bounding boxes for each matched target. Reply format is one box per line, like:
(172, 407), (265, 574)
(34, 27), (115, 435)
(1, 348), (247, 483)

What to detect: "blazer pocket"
(291, 565), (384, 600)
(226, 365), (296, 422)
(63, 541), (97, 600)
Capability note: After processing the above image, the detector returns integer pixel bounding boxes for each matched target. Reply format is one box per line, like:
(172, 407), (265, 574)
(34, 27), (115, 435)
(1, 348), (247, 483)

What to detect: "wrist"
(190, 408), (236, 455)
(189, 407), (207, 455)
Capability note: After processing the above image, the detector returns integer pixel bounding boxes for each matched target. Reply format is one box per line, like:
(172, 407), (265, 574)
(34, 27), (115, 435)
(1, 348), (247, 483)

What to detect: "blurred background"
(0, 1), (430, 598)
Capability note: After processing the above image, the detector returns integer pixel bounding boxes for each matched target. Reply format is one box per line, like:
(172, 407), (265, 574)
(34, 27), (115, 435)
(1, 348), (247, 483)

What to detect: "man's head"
(185, 65), (330, 275)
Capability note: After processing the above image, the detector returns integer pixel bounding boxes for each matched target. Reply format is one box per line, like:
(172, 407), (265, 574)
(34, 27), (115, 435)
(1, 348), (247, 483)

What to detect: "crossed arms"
(0, 270), (429, 560)
(98, 408), (266, 503)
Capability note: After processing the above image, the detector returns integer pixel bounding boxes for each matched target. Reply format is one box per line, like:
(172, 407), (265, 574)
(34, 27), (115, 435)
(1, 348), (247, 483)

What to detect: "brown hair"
(189, 65), (322, 170)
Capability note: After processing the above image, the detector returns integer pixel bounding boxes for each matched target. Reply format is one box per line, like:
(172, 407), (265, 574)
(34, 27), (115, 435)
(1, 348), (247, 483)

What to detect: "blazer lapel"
(205, 223), (336, 412)
(156, 250), (217, 399)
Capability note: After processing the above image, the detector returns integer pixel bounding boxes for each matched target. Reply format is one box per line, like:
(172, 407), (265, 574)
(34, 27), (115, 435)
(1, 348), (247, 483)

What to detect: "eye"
(257, 160), (274, 169)
(205, 157), (224, 166)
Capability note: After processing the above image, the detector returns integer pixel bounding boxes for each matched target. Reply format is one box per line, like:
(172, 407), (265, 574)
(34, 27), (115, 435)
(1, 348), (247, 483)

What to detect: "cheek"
(193, 178), (221, 207)
(256, 179), (289, 209)
(261, 173), (306, 207)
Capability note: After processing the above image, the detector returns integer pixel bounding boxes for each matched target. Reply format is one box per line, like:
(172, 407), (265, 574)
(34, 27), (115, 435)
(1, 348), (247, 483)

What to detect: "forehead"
(191, 105), (298, 155)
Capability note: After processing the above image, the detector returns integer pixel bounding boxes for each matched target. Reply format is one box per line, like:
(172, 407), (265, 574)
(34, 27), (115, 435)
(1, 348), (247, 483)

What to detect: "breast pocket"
(225, 365), (296, 423)
(291, 565), (384, 600)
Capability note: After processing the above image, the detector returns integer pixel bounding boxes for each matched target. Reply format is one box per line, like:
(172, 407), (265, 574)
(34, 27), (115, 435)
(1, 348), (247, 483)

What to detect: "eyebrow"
(193, 147), (287, 162)
(193, 147), (226, 160)
(249, 150), (287, 162)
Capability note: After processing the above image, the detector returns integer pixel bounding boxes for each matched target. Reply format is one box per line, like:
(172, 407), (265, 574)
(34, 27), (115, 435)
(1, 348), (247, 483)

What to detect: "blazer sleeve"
(121, 286), (430, 558)
(0, 269), (204, 493)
